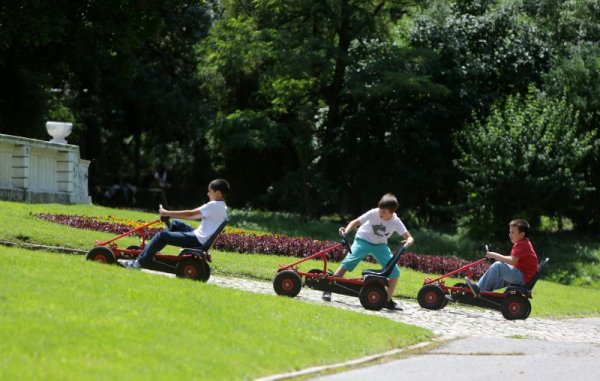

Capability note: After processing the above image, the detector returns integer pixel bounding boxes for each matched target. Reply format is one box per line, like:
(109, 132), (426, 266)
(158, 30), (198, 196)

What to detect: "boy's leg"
(168, 219), (194, 233)
(477, 261), (525, 292)
(370, 245), (400, 301)
(323, 240), (368, 301)
(136, 230), (201, 267)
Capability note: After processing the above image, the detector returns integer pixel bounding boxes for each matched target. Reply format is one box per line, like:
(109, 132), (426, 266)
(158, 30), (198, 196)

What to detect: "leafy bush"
(454, 85), (596, 238)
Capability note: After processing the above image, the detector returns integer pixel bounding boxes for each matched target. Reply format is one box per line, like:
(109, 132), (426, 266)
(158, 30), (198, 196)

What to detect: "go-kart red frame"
(417, 252), (549, 320)
(273, 234), (406, 311)
(85, 218), (228, 282)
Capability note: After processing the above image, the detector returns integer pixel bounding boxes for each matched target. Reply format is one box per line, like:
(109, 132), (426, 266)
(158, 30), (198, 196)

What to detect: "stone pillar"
(57, 150), (74, 193)
(11, 144), (30, 189)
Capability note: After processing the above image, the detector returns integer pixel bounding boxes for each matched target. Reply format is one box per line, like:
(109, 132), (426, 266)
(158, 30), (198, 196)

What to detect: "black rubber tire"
(126, 245), (141, 251)
(199, 261), (211, 282)
(273, 270), (302, 297)
(86, 246), (116, 264)
(359, 283), (387, 311)
(501, 294), (531, 320)
(417, 284), (447, 310)
(175, 258), (207, 281)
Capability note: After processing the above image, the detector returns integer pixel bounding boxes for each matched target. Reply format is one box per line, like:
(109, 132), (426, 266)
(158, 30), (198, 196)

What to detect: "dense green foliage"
(455, 86), (596, 237)
(2, 0), (600, 234)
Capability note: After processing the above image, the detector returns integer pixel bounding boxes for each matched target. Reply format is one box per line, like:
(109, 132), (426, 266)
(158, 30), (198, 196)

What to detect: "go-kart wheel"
(86, 246), (116, 264)
(501, 294), (531, 320)
(359, 283), (387, 311)
(417, 284), (447, 310)
(273, 270), (302, 297)
(304, 268), (331, 287)
(176, 258), (208, 281)
(199, 261), (211, 282)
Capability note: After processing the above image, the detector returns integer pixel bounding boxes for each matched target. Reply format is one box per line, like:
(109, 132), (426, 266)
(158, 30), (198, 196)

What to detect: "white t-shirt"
(355, 208), (407, 245)
(194, 201), (228, 245)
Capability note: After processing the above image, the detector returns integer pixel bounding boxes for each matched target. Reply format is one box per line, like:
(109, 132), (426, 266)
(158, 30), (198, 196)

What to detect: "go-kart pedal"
(465, 278), (481, 298)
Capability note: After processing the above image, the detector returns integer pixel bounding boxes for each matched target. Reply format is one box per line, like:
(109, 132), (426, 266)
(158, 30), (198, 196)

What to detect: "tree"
(200, 1), (415, 214)
(454, 85), (596, 238)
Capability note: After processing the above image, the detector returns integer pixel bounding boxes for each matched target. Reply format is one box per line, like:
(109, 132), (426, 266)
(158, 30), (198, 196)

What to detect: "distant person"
(322, 193), (414, 310)
(118, 179), (229, 270)
(154, 164), (170, 208)
(102, 177), (137, 205)
(466, 219), (539, 297)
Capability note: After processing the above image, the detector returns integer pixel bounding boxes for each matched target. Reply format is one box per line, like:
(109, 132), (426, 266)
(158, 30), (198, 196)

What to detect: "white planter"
(46, 121), (73, 144)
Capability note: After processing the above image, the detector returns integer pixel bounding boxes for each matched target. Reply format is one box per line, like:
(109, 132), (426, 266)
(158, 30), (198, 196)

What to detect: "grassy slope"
(0, 248), (430, 381)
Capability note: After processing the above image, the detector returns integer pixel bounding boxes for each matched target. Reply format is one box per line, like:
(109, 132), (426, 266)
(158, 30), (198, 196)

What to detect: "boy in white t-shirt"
(118, 179), (229, 269)
(323, 193), (414, 309)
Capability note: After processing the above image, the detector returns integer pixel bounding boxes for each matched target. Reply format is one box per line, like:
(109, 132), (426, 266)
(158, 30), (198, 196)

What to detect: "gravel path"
(206, 275), (600, 344)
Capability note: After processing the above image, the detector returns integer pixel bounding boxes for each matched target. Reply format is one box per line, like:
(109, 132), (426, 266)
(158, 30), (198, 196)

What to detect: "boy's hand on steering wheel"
(338, 227), (346, 236)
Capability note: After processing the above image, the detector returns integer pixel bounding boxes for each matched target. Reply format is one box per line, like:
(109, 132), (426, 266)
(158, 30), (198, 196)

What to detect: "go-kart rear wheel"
(417, 284), (447, 310)
(273, 270), (302, 297)
(176, 258), (208, 281)
(304, 268), (331, 287)
(199, 261), (211, 282)
(501, 294), (531, 320)
(86, 246), (116, 264)
(359, 283), (387, 311)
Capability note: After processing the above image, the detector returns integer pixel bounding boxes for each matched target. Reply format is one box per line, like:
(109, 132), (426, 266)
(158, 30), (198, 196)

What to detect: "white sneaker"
(118, 259), (142, 270)
(322, 291), (332, 301)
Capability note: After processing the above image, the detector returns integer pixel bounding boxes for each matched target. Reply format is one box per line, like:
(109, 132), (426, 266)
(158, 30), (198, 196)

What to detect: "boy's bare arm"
(159, 205), (202, 220)
(339, 219), (362, 235)
(485, 251), (518, 265)
(401, 232), (414, 247)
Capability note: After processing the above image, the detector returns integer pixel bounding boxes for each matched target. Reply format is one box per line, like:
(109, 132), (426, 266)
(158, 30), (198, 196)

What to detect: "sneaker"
(322, 291), (332, 302)
(118, 259), (142, 270)
(465, 278), (481, 298)
(384, 299), (402, 310)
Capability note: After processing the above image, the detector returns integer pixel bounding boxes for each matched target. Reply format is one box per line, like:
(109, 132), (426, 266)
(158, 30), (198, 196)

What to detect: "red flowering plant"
(33, 213), (489, 277)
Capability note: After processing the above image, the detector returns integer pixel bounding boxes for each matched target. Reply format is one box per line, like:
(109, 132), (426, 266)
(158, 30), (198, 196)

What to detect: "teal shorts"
(341, 237), (400, 279)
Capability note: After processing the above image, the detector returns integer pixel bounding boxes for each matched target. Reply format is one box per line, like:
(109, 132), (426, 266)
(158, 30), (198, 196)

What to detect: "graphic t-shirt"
(512, 239), (539, 284)
(355, 208), (408, 245)
(194, 201), (227, 245)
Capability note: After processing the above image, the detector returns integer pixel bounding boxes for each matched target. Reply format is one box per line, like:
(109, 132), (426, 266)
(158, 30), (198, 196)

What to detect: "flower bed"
(33, 213), (489, 278)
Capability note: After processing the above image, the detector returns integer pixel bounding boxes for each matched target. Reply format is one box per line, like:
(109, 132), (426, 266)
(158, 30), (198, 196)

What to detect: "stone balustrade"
(0, 133), (91, 204)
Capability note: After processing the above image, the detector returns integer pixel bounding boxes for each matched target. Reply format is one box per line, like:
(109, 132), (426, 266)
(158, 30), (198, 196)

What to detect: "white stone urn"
(46, 121), (73, 144)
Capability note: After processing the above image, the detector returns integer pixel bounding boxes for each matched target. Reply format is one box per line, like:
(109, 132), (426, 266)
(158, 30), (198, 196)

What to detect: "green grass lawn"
(0, 248), (431, 381)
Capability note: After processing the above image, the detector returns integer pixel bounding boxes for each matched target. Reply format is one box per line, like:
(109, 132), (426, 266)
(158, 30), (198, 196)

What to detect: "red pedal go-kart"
(86, 217), (227, 282)
(273, 233), (407, 311)
(417, 245), (549, 320)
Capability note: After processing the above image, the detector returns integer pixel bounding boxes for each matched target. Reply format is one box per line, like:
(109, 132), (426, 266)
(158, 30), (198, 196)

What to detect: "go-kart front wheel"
(176, 258), (209, 282)
(359, 283), (387, 311)
(86, 246), (116, 264)
(501, 294), (531, 320)
(273, 270), (302, 297)
(417, 284), (447, 310)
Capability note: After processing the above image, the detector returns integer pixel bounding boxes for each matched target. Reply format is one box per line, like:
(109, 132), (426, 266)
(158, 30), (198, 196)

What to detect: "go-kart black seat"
(178, 219), (228, 260)
(519, 257), (550, 290)
(506, 257), (549, 296)
(361, 245), (407, 278)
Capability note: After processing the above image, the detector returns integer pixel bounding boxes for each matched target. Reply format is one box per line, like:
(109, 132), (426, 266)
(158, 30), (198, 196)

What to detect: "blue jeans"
(137, 219), (202, 266)
(477, 261), (525, 292)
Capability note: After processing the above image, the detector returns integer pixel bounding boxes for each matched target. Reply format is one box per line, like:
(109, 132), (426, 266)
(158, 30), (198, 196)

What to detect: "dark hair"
(509, 219), (530, 237)
(378, 193), (398, 212)
(209, 179), (230, 197)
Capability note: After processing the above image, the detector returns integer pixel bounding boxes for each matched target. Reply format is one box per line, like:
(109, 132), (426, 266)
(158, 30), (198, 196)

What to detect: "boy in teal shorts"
(323, 193), (414, 309)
